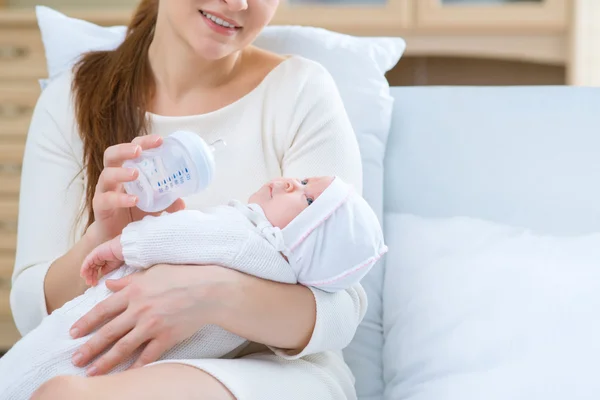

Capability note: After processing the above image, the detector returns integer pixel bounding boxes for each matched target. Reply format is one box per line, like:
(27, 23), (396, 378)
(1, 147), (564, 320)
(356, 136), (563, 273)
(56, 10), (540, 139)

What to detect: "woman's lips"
(199, 10), (241, 36)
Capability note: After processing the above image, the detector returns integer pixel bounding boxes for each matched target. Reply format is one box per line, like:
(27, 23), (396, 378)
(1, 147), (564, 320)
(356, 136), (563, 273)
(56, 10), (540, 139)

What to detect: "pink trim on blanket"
(302, 245), (389, 287)
(288, 190), (352, 252)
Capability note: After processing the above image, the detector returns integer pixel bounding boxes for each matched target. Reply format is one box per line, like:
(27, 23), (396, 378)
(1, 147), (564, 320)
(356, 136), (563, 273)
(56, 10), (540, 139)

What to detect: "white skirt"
(150, 348), (358, 400)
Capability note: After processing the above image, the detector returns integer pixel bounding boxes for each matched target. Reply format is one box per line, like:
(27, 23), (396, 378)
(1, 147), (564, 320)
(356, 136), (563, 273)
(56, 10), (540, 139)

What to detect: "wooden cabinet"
(0, 16), (43, 350)
(275, 0), (411, 35)
(0, 81), (39, 139)
(569, 0), (600, 86)
(271, 0), (600, 86)
(415, 0), (568, 31)
(404, 0), (570, 69)
(0, 25), (46, 78)
(0, 252), (17, 352)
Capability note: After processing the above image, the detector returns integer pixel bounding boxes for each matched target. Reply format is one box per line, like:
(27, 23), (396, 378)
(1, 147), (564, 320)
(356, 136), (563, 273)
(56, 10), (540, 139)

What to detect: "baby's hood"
(281, 176), (387, 292)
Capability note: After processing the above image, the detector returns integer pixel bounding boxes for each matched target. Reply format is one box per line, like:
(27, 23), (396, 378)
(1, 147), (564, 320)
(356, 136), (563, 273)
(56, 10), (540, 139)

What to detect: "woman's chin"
(190, 41), (237, 61)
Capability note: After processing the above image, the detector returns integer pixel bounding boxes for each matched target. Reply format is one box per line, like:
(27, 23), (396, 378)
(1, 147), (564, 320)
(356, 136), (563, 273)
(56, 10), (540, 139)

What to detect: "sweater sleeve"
(11, 73), (86, 335)
(120, 210), (246, 269)
(269, 60), (368, 359)
(120, 210), (297, 284)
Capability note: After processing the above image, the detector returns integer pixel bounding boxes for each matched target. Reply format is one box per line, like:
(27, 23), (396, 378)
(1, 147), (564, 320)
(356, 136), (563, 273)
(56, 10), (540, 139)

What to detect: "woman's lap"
(32, 350), (356, 400)
(149, 350), (357, 400)
(32, 363), (234, 400)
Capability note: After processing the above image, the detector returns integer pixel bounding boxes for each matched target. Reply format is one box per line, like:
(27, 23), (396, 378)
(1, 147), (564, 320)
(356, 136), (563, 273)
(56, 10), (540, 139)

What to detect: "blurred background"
(0, 0), (598, 353)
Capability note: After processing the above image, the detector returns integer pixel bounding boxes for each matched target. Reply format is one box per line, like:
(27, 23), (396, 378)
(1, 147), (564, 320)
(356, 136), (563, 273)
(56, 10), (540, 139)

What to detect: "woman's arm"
(42, 227), (100, 314)
(213, 275), (366, 353)
(218, 60), (368, 355)
(213, 274), (317, 351)
(12, 74), (175, 334)
(11, 74), (89, 334)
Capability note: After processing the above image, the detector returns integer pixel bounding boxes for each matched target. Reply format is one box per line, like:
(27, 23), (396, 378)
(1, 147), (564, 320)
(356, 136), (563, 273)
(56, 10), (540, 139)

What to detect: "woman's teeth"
(200, 11), (237, 28)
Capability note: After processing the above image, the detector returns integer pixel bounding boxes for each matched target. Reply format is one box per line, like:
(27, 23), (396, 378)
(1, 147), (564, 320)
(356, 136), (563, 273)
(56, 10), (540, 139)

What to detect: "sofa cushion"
(383, 213), (600, 400)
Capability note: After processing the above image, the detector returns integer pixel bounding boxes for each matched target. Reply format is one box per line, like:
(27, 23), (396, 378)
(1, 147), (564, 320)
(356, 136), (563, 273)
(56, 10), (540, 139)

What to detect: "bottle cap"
(168, 131), (216, 192)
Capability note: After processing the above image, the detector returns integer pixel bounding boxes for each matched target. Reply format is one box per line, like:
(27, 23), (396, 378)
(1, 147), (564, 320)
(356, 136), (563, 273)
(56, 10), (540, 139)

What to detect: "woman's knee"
(31, 375), (90, 400)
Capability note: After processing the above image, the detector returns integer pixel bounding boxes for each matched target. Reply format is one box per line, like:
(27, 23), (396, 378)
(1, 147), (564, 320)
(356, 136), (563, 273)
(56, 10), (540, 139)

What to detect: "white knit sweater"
(10, 55), (366, 400)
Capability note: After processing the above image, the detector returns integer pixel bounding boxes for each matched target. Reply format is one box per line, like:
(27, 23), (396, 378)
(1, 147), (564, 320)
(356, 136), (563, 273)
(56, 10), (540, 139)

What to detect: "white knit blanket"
(0, 205), (297, 399)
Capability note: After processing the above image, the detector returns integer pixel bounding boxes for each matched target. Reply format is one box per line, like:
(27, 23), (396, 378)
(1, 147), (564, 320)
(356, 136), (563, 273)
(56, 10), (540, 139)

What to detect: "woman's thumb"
(106, 275), (132, 292)
(165, 198), (186, 213)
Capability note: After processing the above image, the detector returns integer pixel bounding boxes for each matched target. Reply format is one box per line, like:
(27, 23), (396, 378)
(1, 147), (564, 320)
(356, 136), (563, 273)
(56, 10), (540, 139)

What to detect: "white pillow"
(35, 6), (405, 399)
(383, 213), (600, 400)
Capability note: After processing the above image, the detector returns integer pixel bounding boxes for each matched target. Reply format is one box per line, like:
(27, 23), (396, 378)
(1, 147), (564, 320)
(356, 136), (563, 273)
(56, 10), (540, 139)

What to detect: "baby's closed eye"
(300, 179), (313, 205)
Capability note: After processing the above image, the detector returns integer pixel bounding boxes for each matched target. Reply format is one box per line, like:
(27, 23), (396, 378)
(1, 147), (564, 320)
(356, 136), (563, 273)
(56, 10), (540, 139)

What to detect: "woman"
(11, 0), (365, 398)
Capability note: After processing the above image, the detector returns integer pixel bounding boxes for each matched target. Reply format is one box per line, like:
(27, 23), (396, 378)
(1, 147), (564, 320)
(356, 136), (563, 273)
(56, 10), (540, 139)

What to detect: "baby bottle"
(122, 130), (221, 212)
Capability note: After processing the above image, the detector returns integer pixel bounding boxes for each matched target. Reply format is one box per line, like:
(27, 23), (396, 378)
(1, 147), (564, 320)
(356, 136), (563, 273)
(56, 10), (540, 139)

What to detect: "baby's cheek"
(268, 203), (293, 229)
(287, 202), (307, 225)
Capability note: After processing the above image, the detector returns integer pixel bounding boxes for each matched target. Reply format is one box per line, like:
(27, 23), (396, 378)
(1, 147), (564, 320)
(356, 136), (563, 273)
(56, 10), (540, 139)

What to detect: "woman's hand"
(69, 262), (318, 376)
(69, 264), (234, 376)
(87, 134), (185, 245)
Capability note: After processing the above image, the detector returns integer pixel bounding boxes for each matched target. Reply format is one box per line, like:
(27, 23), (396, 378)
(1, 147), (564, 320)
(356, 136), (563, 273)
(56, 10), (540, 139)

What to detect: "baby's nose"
(279, 178), (301, 192)
(272, 177), (299, 192)
(284, 180), (295, 192)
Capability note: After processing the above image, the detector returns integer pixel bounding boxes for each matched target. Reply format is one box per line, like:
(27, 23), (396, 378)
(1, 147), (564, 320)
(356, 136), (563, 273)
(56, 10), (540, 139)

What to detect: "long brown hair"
(72, 0), (158, 229)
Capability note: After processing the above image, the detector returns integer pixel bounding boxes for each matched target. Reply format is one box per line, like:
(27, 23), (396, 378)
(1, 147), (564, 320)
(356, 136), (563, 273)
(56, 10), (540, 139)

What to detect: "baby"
(0, 175), (387, 399)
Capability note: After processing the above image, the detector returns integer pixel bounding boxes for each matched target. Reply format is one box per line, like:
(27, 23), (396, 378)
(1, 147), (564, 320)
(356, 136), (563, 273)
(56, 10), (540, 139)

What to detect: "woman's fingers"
(105, 275), (133, 292)
(165, 198), (186, 213)
(131, 134), (163, 150)
(102, 135), (162, 169)
(95, 167), (139, 194)
(93, 167), (139, 214)
(130, 339), (172, 369)
(73, 311), (134, 369)
(70, 291), (128, 340)
(93, 191), (138, 213)
(85, 327), (149, 376)
(137, 198), (186, 219)
(103, 143), (143, 168)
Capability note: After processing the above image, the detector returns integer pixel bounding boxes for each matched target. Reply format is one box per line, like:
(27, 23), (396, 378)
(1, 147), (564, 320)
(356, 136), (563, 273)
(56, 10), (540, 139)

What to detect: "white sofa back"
(384, 86), (600, 235)
(344, 86), (600, 400)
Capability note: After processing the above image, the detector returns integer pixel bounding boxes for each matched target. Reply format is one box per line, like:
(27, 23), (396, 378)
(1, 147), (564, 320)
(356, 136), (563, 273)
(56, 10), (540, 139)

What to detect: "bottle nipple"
(208, 139), (227, 152)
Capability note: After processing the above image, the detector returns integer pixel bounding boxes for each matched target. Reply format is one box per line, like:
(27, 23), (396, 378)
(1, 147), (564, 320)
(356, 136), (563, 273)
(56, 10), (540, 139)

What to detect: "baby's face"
(248, 176), (334, 229)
